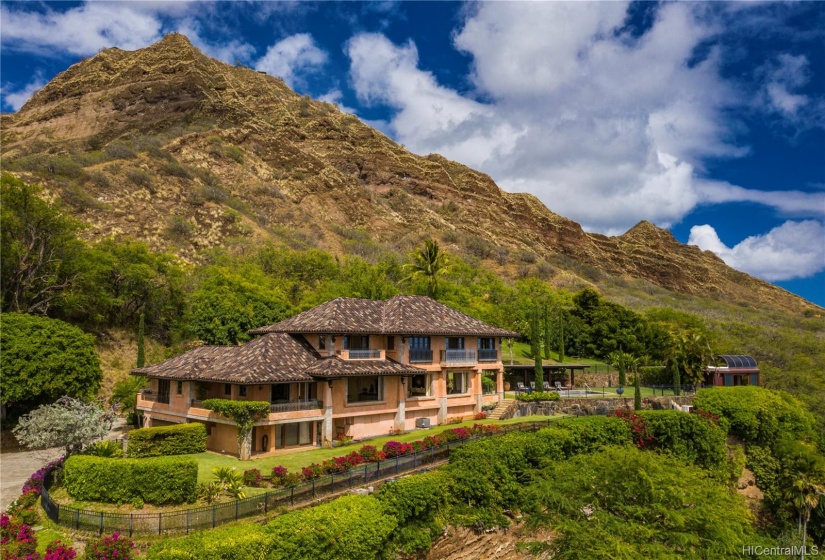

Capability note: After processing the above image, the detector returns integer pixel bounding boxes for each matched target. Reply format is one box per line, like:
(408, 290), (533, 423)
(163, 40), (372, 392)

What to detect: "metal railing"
(440, 349), (477, 365)
(40, 419), (560, 536)
(269, 400), (322, 413)
(408, 349), (433, 363)
(140, 393), (169, 404)
(478, 349), (498, 362)
(347, 349), (381, 360)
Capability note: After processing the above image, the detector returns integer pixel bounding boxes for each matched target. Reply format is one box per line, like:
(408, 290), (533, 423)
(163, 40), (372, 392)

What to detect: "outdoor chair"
(543, 381), (552, 391)
(583, 383), (590, 394)
(554, 381), (564, 392)
(516, 382), (526, 394)
(529, 382), (536, 391)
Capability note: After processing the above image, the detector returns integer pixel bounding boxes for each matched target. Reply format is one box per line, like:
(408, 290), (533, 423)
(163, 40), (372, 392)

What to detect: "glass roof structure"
(717, 355), (758, 369)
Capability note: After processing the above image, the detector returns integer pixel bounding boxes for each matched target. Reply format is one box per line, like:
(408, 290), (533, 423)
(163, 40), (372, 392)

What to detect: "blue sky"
(2, 1), (824, 306)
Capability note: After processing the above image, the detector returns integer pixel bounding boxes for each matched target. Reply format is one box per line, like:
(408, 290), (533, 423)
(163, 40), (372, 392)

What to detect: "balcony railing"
(141, 392), (169, 404)
(440, 349), (477, 365)
(347, 349), (381, 360)
(478, 348), (498, 362)
(408, 349), (434, 363)
(269, 400), (323, 413)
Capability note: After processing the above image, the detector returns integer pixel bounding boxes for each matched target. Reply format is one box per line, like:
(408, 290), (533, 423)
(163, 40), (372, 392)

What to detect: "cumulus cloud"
(697, 181), (825, 218)
(254, 33), (327, 89)
(1, 75), (47, 111)
(0, 3), (167, 56)
(345, 3), (769, 233)
(688, 221), (825, 281)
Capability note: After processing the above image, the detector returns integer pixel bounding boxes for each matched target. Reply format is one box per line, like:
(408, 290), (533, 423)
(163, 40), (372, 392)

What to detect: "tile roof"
(132, 333), (319, 383)
(303, 357), (426, 378)
(250, 295), (520, 337)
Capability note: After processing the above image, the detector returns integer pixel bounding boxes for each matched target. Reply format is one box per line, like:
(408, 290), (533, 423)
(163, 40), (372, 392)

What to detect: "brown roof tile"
(304, 357), (426, 378)
(132, 333), (318, 383)
(250, 295), (519, 337)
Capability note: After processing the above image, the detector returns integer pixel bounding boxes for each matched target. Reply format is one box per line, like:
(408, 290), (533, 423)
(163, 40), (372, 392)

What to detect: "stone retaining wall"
(510, 395), (695, 419)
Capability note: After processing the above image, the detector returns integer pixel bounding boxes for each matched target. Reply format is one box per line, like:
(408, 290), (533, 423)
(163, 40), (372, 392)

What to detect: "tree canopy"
(13, 396), (113, 457)
(1, 312), (102, 418)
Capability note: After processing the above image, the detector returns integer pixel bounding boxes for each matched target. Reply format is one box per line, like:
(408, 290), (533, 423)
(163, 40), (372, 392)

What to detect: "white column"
(322, 380), (333, 447)
(395, 377), (406, 431)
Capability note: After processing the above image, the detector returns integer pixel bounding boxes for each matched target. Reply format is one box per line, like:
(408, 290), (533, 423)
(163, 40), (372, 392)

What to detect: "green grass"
(503, 341), (612, 368)
(505, 386), (682, 400)
(193, 415), (565, 482)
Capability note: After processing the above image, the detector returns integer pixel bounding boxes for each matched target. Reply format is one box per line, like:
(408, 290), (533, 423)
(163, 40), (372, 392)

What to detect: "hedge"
(146, 495), (396, 560)
(127, 423), (207, 458)
(63, 455), (198, 505)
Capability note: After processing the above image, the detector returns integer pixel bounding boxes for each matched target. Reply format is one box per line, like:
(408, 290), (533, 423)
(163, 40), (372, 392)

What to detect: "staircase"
(487, 398), (518, 420)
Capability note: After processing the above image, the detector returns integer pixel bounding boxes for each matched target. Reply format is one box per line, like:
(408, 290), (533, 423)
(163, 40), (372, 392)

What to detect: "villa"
(134, 295), (519, 456)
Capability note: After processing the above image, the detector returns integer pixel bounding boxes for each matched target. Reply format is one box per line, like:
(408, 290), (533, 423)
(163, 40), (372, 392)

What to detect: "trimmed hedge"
(146, 495), (396, 560)
(63, 455), (198, 505)
(127, 423), (207, 458)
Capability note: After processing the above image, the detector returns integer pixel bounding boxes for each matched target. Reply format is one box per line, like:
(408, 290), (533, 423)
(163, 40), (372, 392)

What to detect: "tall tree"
(532, 307), (544, 388)
(136, 309), (146, 368)
(1, 173), (84, 315)
(543, 300), (551, 360)
(403, 239), (449, 299)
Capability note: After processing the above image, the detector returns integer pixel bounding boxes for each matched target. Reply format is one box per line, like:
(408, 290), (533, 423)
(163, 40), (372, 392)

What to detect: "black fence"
(41, 420), (558, 536)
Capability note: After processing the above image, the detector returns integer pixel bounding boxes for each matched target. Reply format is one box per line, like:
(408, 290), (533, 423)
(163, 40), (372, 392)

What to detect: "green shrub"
(638, 410), (729, 480)
(147, 524), (271, 560)
(63, 455), (197, 505)
(265, 495), (397, 560)
(377, 470), (448, 525)
(127, 423), (206, 458)
(515, 391), (559, 402)
(693, 386), (816, 446)
(84, 440), (124, 458)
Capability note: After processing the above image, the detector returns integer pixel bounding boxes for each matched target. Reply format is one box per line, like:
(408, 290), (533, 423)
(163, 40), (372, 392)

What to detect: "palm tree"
(783, 476), (825, 558)
(608, 350), (631, 389)
(665, 329), (713, 395)
(403, 239), (449, 298)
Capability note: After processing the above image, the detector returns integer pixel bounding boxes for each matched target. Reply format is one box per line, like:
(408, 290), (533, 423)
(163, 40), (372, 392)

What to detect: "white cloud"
(688, 221), (825, 281)
(345, 3), (780, 233)
(758, 54), (810, 118)
(0, 3), (167, 56)
(254, 33), (327, 89)
(1, 75), (47, 111)
(697, 181), (825, 218)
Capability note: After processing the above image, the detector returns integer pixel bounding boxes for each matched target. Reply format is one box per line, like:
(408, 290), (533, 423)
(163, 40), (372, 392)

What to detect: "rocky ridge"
(0, 33), (815, 314)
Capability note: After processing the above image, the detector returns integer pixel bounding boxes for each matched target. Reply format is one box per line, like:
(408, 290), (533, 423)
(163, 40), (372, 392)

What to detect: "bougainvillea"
(22, 457), (64, 495)
(382, 441), (414, 458)
(84, 531), (136, 560)
(242, 468), (263, 488)
(609, 409), (654, 448)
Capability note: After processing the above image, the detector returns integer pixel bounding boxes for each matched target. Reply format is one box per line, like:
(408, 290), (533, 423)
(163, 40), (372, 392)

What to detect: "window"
(347, 376), (383, 403)
(158, 379), (171, 404)
(176, 381), (183, 395)
(224, 383), (232, 396)
(446, 337), (465, 350)
(446, 371), (469, 395)
(477, 337), (495, 349)
(386, 336), (395, 350)
(407, 374), (431, 398)
(271, 384), (290, 404)
(318, 335), (326, 350)
(239, 386), (247, 397)
(344, 335), (369, 350)
(409, 336), (431, 349)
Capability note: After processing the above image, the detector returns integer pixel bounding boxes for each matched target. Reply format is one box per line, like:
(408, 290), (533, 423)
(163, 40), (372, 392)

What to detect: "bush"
(63, 455), (197, 505)
(127, 423), (207, 457)
(84, 440), (123, 458)
(147, 523), (272, 560)
(382, 441), (413, 458)
(357, 445), (386, 462)
(693, 386), (816, 446)
(377, 471), (448, 525)
(242, 468), (263, 487)
(265, 495), (397, 560)
(515, 391), (559, 402)
(85, 532), (137, 560)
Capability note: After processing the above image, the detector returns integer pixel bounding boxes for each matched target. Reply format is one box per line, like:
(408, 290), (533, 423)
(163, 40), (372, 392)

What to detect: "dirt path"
(0, 418), (130, 511)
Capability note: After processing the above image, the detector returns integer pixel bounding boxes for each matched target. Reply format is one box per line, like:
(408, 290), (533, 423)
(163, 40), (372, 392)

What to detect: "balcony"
(269, 399), (323, 413)
(440, 349), (478, 366)
(140, 391), (169, 405)
(408, 349), (434, 363)
(343, 349), (383, 360)
(478, 348), (498, 362)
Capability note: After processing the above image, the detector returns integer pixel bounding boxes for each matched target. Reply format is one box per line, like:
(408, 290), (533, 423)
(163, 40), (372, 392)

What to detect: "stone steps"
(487, 398), (517, 420)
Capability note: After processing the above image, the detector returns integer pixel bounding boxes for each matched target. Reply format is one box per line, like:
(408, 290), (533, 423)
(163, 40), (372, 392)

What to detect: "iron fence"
(40, 420), (557, 536)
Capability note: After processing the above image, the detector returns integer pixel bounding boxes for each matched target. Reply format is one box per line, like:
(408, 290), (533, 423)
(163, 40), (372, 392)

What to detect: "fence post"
(186, 509), (190, 534)
(265, 492), (269, 514)
(99, 512), (104, 536)
(129, 513), (133, 538)
(395, 454), (399, 474)
(312, 478), (316, 499)
(364, 464), (368, 484)
(290, 486), (294, 507)
(75, 510), (79, 530)
(212, 504), (216, 528)
(349, 469), (353, 489)
(413, 449), (417, 469)
(158, 512), (162, 536)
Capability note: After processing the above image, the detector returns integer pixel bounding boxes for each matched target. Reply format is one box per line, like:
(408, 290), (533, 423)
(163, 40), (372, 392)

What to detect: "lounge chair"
(516, 382), (526, 394)
(543, 381), (552, 391)
(529, 382), (536, 391)
(554, 381), (563, 391)
(583, 383), (590, 394)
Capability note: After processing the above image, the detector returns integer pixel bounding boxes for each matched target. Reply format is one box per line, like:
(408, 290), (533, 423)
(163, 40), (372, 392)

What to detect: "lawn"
(193, 415), (566, 482)
(505, 386), (684, 400)
(502, 341), (612, 368)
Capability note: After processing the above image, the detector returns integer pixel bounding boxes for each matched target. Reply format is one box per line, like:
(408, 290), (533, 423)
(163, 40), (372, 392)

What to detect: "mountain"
(0, 33), (817, 315)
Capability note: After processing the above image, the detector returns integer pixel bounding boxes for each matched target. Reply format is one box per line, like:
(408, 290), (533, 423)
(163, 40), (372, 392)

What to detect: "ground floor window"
(447, 371), (469, 395)
(274, 422), (313, 448)
(347, 376), (384, 403)
(407, 374), (431, 398)
(481, 370), (497, 394)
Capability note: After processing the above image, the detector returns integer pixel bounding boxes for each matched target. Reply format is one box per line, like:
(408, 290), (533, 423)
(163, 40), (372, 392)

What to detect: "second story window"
(446, 337), (465, 349)
(344, 335), (369, 350)
(318, 335), (326, 350)
(176, 381), (183, 395)
(386, 336), (395, 350)
(408, 336), (432, 363)
(478, 338), (497, 362)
